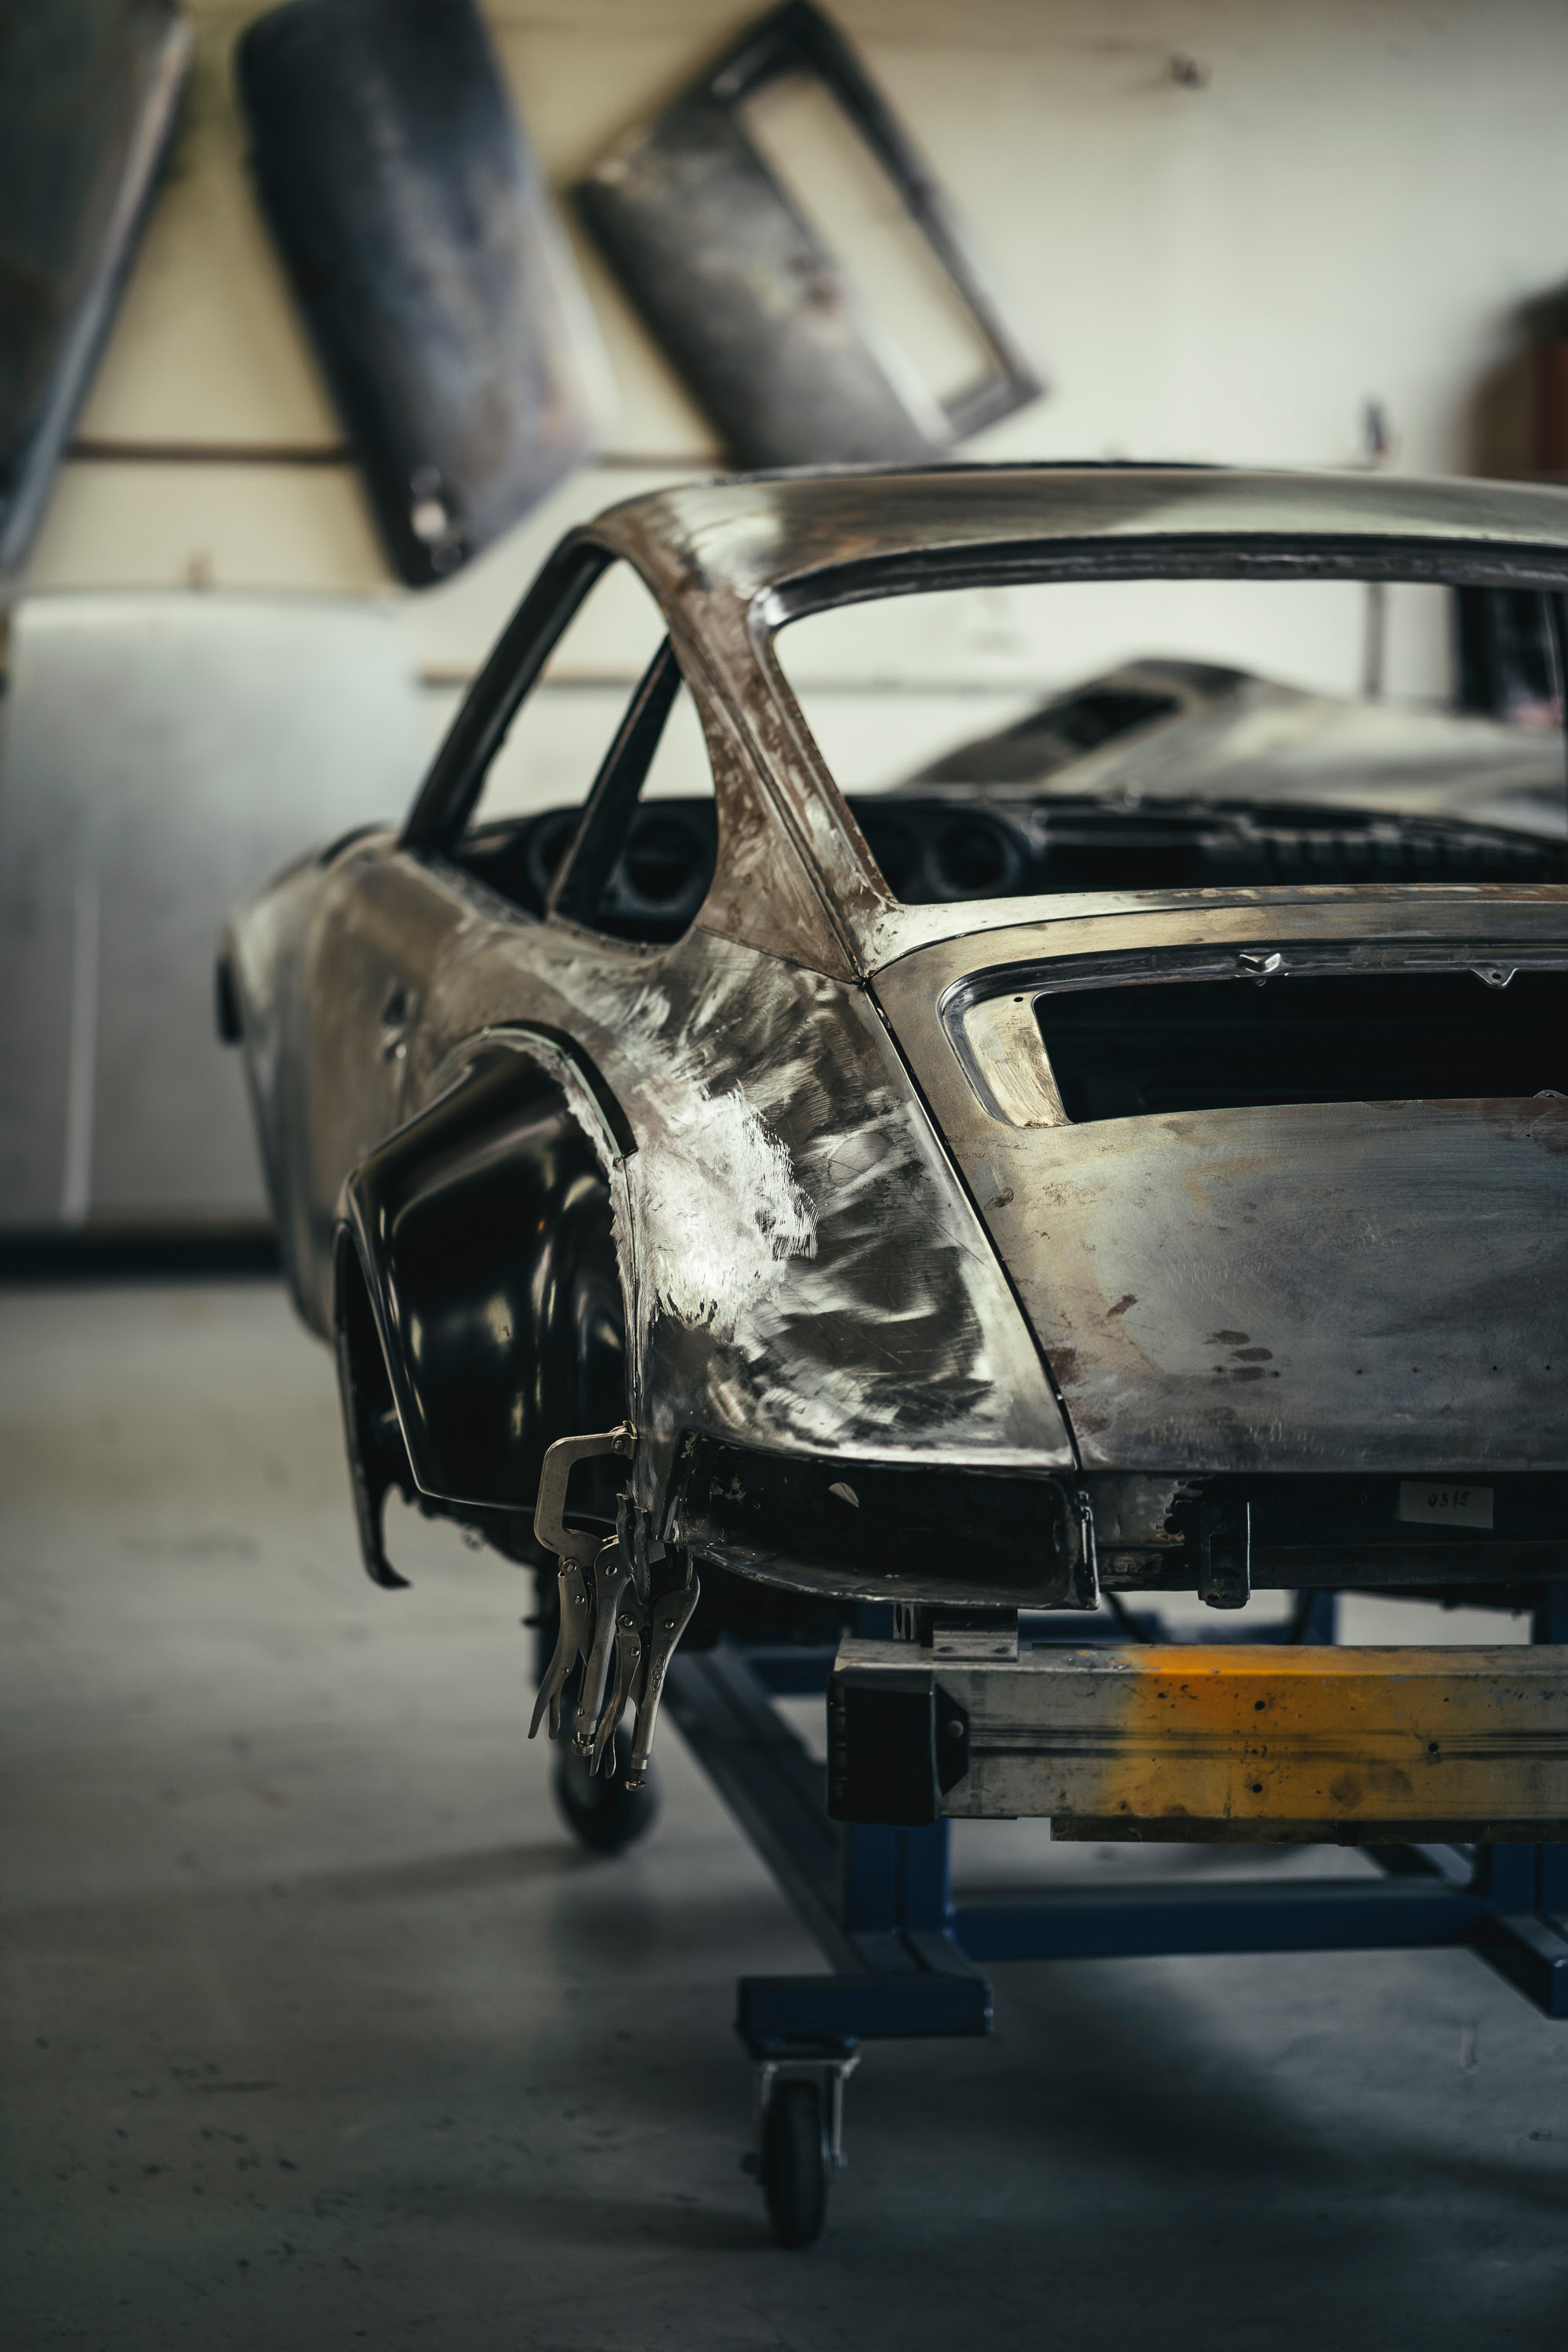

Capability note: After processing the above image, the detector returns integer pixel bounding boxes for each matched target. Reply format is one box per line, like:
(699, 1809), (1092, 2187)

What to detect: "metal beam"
(665, 1643), (859, 1970)
(953, 1878), (1489, 1963)
(831, 1636), (1568, 1836)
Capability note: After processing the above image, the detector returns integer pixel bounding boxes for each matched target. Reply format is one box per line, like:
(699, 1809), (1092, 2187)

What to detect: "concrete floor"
(2, 1279), (1566, 2351)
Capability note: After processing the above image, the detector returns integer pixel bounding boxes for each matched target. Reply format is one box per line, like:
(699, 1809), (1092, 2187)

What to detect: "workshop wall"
(18, 0), (1568, 703)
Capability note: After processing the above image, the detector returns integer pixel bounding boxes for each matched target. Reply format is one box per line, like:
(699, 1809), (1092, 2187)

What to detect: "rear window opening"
(1034, 970), (1568, 1122)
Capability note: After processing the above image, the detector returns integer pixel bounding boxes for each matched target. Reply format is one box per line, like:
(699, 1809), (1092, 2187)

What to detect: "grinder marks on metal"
(625, 1073), (818, 1341)
(421, 911), (1063, 1491)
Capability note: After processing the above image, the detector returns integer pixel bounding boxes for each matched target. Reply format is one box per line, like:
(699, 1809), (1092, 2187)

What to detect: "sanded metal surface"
(945, 1094), (1567, 1477)
(874, 902), (1568, 1479)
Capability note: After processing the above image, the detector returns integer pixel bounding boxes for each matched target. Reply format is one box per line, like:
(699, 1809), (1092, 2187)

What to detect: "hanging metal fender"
(333, 1036), (631, 1584)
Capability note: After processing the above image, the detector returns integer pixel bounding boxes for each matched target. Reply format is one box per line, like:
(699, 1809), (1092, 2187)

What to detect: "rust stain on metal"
(931, 1642), (1568, 1828)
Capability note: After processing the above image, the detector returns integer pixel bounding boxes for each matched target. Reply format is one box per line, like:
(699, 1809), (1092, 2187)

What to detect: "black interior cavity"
(458, 800), (718, 942)
(853, 797), (1563, 904)
(1034, 969), (1568, 1122)
(457, 793), (1563, 937)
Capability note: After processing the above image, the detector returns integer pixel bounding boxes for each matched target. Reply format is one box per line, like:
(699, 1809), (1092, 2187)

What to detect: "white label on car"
(1397, 1481), (1494, 1530)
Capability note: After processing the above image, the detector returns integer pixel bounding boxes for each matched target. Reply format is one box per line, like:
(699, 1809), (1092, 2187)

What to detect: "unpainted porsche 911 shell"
(223, 465), (1568, 1617)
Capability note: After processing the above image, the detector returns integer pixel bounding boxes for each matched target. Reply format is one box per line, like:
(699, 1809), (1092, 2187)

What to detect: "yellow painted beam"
(928, 1644), (1568, 1835)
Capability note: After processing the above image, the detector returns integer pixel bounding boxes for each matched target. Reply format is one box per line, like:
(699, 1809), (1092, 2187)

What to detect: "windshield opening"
(770, 569), (1568, 902)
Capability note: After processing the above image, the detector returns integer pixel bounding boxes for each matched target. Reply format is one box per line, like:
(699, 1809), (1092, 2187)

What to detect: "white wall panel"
(0, 597), (423, 1225)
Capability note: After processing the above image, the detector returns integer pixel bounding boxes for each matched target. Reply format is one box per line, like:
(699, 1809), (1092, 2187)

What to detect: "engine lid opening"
(1034, 968), (1568, 1122)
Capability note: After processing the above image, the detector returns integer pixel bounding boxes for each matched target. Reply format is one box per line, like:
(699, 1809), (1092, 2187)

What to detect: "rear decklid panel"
(875, 891), (1568, 1475)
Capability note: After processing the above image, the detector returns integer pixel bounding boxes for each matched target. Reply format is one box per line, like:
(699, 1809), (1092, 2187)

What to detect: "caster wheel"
(553, 1726), (659, 1855)
(761, 2079), (829, 2249)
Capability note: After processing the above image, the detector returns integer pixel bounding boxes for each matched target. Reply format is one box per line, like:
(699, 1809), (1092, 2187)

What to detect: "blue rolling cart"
(650, 1587), (1568, 2246)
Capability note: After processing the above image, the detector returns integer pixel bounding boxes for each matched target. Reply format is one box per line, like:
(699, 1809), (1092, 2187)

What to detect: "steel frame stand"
(660, 1588), (1568, 2201)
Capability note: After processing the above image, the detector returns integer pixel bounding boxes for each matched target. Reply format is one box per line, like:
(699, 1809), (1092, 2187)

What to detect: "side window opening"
(550, 644), (718, 943)
(443, 555), (717, 942)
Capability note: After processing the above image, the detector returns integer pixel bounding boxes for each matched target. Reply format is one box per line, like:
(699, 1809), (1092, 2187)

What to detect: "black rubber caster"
(553, 1726), (659, 1855)
(761, 2079), (829, 2249)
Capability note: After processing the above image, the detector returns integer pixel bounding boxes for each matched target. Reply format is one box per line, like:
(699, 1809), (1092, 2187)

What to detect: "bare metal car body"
(222, 465), (1568, 1632)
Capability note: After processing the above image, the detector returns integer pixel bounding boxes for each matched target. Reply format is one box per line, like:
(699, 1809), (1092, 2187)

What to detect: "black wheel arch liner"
(333, 1031), (633, 1587)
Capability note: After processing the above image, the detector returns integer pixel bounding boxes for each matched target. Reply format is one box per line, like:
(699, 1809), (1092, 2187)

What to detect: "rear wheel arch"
(332, 1037), (631, 1584)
